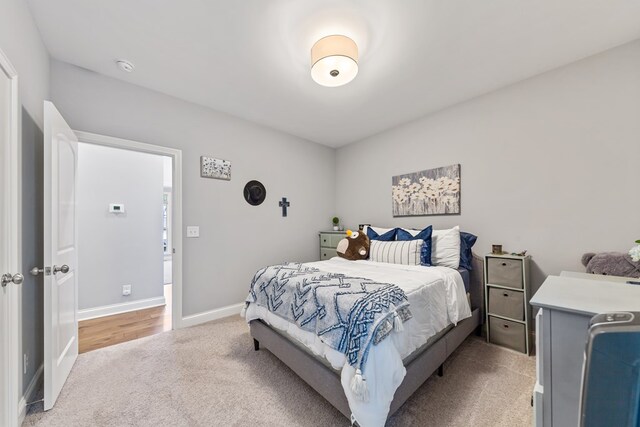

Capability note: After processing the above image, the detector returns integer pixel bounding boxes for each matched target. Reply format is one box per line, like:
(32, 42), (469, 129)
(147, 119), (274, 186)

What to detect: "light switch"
(187, 226), (200, 238)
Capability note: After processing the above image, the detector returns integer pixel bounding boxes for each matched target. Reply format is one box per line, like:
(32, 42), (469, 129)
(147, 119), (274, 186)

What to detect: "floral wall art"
(201, 156), (231, 180)
(392, 164), (461, 216)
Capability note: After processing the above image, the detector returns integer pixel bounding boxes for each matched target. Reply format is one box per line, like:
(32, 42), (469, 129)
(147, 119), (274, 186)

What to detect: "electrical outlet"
(23, 353), (28, 375)
(187, 226), (200, 238)
(122, 285), (132, 296)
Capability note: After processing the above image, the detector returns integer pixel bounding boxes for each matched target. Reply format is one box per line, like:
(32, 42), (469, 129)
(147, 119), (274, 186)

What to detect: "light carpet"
(24, 315), (535, 426)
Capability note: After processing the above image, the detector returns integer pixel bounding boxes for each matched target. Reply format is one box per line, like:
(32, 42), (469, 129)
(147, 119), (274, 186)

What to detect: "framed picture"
(200, 156), (231, 180)
(392, 164), (460, 216)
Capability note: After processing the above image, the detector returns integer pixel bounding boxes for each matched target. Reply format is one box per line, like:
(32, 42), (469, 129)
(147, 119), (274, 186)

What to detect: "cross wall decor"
(279, 197), (290, 217)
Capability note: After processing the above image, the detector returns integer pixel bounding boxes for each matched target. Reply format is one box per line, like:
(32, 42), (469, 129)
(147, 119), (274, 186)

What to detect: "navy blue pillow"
(397, 226), (433, 266)
(366, 227), (397, 241)
(459, 232), (477, 270)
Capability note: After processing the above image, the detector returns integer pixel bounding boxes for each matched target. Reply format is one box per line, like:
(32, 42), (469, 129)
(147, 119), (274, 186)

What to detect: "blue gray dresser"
(530, 272), (640, 426)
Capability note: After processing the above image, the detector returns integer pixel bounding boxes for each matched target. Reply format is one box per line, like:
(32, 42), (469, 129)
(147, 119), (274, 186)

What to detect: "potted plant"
(630, 239), (640, 262)
(332, 217), (340, 231)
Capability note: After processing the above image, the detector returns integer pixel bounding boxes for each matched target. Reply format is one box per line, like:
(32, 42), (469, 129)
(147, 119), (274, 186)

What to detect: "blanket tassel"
(394, 313), (404, 332)
(240, 306), (247, 318)
(350, 369), (369, 402)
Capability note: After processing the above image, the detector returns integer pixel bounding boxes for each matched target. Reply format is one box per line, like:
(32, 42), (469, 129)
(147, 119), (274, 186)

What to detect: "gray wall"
(336, 39), (640, 295)
(0, 0), (50, 395)
(77, 143), (164, 311)
(50, 60), (336, 316)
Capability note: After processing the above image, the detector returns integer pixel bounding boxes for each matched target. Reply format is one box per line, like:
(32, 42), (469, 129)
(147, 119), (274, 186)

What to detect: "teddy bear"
(581, 252), (640, 278)
(336, 229), (370, 261)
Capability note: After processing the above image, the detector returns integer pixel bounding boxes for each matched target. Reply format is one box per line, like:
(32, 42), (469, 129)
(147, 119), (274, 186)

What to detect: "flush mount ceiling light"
(116, 59), (135, 73)
(311, 35), (358, 87)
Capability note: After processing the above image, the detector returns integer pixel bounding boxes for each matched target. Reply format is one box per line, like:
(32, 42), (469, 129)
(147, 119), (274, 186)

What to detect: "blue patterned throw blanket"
(246, 262), (412, 374)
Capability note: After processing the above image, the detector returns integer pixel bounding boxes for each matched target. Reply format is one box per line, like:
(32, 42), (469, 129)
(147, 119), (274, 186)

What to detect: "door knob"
(1, 273), (24, 287)
(30, 266), (51, 276)
(52, 264), (70, 275)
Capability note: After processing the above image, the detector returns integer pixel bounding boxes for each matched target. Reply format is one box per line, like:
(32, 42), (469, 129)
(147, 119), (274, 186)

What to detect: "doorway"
(71, 136), (181, 353)
(74, 142), (175, 353)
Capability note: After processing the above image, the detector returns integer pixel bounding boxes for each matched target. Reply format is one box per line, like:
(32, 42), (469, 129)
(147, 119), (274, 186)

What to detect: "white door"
(0, 49), (20, 427)
(43, 101), (79, 410)
(0, 51), (9, 427)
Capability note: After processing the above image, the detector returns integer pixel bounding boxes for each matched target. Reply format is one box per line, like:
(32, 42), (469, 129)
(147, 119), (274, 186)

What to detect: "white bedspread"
(244, 257), (471, 427)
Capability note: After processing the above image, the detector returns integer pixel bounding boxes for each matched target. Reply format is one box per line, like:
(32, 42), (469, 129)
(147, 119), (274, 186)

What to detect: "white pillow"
(431, 226), (461, 269)
(369, 240), (423, 266)
(363, 225), (395, 237)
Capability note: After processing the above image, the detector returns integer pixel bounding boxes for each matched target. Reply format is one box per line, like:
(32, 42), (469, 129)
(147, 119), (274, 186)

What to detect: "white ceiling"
(27, 0), (640, 147)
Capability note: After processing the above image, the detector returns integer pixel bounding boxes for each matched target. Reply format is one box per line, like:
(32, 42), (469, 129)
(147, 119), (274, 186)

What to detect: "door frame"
(73, 131), (184, 329)
(0, 48), (21, 427)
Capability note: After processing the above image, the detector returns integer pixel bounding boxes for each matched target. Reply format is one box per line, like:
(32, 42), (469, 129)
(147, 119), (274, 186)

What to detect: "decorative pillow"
(368, 226), (395, 235)
(365, 226), (397, 241)
(396, 226), (433, 266)
(369, 240), (423, 265)
(336, 230), (370, 261)
(459, 232), (478, 270)
(431, 226), (461, 269)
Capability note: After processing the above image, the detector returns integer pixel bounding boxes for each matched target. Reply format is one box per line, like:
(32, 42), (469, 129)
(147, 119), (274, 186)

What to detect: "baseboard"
(180, 302), (244, 328)
(18, 364), (43, 425)
(78, 296), (166, 321)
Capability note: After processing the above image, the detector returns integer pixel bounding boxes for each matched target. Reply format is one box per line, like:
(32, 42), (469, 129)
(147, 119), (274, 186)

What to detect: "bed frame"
(249, 254), (485, 421)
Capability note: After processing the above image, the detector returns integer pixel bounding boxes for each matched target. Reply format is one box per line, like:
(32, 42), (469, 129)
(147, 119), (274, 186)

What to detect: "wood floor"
(78, 284), (172, 354)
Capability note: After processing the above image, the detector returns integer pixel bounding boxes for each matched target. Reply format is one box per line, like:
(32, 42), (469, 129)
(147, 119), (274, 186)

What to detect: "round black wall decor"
(243, 180), (266, 206)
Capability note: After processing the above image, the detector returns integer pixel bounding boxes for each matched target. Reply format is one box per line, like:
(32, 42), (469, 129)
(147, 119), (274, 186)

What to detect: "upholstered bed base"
(248, 254), (485, 421)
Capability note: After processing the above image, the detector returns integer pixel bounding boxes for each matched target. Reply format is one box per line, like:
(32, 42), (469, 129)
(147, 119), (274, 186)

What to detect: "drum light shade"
(311, 35), (358, 87)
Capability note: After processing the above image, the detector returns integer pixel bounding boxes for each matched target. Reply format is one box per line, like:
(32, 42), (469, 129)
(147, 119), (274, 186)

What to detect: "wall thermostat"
(109, 203), (125, 214)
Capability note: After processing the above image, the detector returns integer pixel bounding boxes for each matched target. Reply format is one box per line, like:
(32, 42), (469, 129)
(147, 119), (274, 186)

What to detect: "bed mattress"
(246, 258), (471, 366)
(244, 257), (471, 427)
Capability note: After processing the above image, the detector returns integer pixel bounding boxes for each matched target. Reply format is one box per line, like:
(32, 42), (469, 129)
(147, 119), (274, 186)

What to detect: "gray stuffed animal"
(581, 252), (640, 278)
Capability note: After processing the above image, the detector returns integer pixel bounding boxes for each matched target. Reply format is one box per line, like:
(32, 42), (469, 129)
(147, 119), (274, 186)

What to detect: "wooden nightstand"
(318, 231), (345, 260)
(484, 254), (532, 354)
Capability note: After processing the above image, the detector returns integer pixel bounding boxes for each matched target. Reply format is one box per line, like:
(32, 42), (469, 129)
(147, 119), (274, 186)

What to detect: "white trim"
(17, 364), (43, 425)
(0, 48), (21, 427)
(163, 189), (172, 259)
(180, 303), (245, 329)
(73, 131), (184, 330)
(78, 296), (167, 321)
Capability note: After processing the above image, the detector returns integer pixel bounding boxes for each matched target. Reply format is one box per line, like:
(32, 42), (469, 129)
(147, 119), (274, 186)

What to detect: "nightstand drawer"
(488, 287), (524, 320)
(330, 234), (345, 247)
(319, 234), (333, 247)
(487, 258), (523, 288)
(320, 248), (337, 260)
(489, 316), (526, 353)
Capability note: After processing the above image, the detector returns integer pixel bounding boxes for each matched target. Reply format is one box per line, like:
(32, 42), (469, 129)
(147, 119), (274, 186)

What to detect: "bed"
(244, 253), (485, 426)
